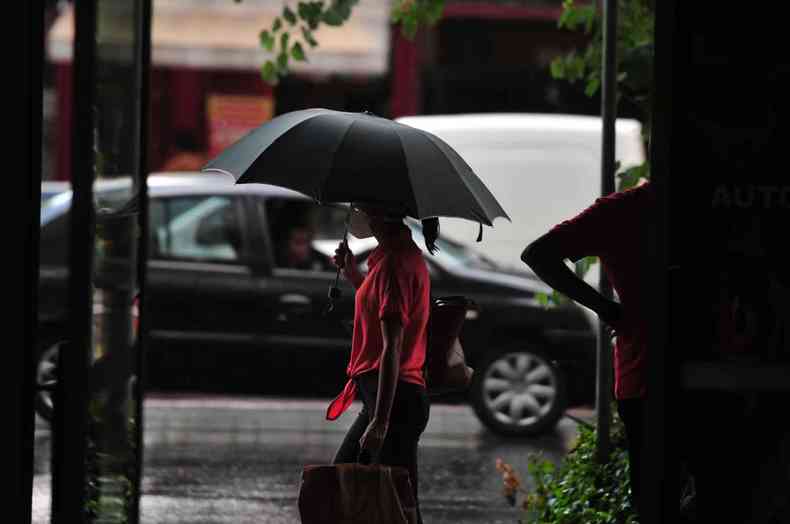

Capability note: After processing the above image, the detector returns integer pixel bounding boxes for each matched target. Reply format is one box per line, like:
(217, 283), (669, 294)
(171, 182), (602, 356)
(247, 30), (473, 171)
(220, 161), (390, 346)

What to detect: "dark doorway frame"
(19, 0), (44, 520)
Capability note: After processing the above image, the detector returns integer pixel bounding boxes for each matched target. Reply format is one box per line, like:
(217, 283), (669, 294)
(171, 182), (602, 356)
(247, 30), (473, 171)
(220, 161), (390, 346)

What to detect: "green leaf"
(298, 2), (311, 19)
(424, 0), (445, 24)
(584, 76), (600, 97)
(553, 53), (584, 83)
(391, 0), (444, 29)
(277, 51), (289, 74)
(299, 1), (324, 30)
(280, 31), (290, 50)
(551, 290), (565, 306)
(558, 0), (579, 29)
(259, 30), (274, 51)
(536, 292), (550, 308)
(582, 6), (596, 33)
(334, 0), (353, 21)
(322, 7), (344, 25)
(575, 256), (597, 278)
(537, 289), (567, 308)
(261, 61), (278, 84)
(549, 58), (566, 80)
(283, 6), (297, 25)
(291, 42), (306, 61)
(616, 162), (649, 191)
(570, 54), (586, 80)
(559, 2), (596, 32)
(401, 16), (418, 39)
(390, 0), (406, 23)
(302, 26), (319, 47)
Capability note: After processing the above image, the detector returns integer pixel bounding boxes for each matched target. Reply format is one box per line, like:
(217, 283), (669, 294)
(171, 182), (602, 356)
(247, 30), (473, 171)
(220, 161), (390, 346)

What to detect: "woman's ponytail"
(422, 217), (440, 255)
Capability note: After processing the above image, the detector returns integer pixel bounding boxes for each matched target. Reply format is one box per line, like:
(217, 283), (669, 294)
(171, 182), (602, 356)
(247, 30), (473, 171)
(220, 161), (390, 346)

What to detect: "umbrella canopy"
(202, 108), (509, 227)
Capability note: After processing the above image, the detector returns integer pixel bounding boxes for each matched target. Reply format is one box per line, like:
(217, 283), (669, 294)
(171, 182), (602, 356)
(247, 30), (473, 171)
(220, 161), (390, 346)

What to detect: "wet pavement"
(32, 395), (593, 524)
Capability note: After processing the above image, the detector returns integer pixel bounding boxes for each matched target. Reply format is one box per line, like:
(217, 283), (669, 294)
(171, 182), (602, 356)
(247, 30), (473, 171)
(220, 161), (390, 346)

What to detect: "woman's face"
(349, 208), (373, 239)
(355, 206), (400, 238)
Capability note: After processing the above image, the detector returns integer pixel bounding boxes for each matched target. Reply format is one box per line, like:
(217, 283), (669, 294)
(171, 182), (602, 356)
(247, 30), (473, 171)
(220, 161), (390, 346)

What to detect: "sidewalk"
(33, 397), (595, 524)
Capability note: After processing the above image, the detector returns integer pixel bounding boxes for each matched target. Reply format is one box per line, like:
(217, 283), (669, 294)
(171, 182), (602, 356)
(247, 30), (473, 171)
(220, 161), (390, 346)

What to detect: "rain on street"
(32, 394), (592, 524)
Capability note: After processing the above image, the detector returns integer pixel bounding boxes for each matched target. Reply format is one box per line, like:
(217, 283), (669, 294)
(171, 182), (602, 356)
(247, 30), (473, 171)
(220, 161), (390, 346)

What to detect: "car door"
(146, 193), (276, 390)
(146, 196), (202, 345)
(249, 195), (356, 393)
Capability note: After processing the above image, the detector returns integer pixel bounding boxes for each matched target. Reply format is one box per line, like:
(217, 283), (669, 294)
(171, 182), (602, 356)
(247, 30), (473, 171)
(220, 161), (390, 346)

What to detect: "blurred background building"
(44, 0), (601, 181)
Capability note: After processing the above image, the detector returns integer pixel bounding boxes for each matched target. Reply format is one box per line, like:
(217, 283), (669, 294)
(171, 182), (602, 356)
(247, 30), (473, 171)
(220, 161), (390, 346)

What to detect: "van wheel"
(470, 346), (567, 437)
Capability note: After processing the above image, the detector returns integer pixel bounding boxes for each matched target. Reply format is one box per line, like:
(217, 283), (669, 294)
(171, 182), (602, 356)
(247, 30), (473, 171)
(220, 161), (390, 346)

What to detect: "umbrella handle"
(324, 204), (352, 315)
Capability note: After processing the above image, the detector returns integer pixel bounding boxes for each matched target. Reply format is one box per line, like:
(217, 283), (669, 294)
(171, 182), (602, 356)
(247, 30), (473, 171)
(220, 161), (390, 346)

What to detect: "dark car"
(37, 173), (596, 436)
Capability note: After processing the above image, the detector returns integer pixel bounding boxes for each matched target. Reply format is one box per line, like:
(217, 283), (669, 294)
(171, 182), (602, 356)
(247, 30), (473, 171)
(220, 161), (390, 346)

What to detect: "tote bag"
(425, 296), (475, 395)
(298, 463), (417, 524)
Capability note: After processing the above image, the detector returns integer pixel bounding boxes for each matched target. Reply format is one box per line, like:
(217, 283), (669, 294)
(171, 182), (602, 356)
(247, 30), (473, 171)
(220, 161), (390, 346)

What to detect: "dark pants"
(617, 398), (645, 519)
(333, 371), (430, 524)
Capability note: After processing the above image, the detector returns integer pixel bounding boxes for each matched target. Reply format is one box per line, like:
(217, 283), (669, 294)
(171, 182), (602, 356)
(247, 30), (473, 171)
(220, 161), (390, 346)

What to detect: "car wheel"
(35, 338), (66, 423)
(470, 346), (567, 437)
(35, 339), (140, 423)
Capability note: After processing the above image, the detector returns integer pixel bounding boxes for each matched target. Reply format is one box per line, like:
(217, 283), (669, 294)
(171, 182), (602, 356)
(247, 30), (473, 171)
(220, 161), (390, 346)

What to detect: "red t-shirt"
(326, 227), (430, 420)
(548, 181), (656, 399)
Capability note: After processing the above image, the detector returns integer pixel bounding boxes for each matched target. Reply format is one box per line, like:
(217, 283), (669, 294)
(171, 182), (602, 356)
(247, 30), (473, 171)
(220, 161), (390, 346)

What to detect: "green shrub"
(496, 408), (638, 524)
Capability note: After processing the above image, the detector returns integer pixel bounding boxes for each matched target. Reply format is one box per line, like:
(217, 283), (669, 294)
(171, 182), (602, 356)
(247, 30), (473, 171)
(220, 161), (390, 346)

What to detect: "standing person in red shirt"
(327, 205), (439, 524)
(521, 180), (656, 519)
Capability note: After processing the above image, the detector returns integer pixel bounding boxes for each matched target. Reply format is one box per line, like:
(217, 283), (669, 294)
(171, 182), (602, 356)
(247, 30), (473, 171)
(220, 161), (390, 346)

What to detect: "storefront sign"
(207, 94), (274, 158)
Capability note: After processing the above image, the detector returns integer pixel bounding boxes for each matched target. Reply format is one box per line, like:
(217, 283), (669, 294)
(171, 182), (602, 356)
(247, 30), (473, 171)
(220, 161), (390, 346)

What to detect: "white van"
(396, 113), (646, 277)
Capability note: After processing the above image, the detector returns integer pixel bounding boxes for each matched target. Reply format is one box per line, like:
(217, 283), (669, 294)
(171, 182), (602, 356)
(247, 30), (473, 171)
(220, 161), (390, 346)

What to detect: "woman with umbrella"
(204, 108), (508, 522)
(326, 207), (440, 523)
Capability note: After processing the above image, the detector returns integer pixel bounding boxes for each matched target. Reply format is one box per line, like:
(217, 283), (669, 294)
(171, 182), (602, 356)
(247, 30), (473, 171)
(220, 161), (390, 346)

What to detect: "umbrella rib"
(427, 132), (502, 225)
(391, 124), (455, 220)
(424, 130), (509, 223)
(388, 124), (421, 218)
(270, 114), (350, 199)
(234, 114), (325, 187)
(320, 116), (361, 203)
(403, 126), (497, 226)
(209, 108), (324, 181)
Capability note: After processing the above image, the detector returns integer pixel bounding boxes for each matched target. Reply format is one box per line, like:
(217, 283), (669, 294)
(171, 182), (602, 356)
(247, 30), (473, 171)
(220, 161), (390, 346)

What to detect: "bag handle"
(381, 465), (408, 524)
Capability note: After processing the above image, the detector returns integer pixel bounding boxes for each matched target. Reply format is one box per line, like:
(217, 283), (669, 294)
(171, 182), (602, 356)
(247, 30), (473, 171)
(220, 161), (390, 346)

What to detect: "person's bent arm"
(522, 233), (622, 326)
(359, 316), (403, 458)
(333, 241), (364, 289)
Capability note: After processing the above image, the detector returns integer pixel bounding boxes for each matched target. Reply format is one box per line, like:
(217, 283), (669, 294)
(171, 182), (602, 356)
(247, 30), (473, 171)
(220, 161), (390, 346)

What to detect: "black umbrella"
(203, 108), (509, 226)
(203, 108), (510, 309)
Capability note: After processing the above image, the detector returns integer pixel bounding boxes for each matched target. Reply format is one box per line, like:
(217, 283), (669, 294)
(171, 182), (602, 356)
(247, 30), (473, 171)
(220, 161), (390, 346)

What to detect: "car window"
(41, 181), (70, 206)
(39, 187), (135, 266)
(41, 191), (62, 205)
(40, 187), (132, 224)
(263, 197), (343, 273)
(95, 187), (134, 212)
(430, 235), (500, 271)
(150, 196), (244, 263)
(289, 211), (499, 277)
